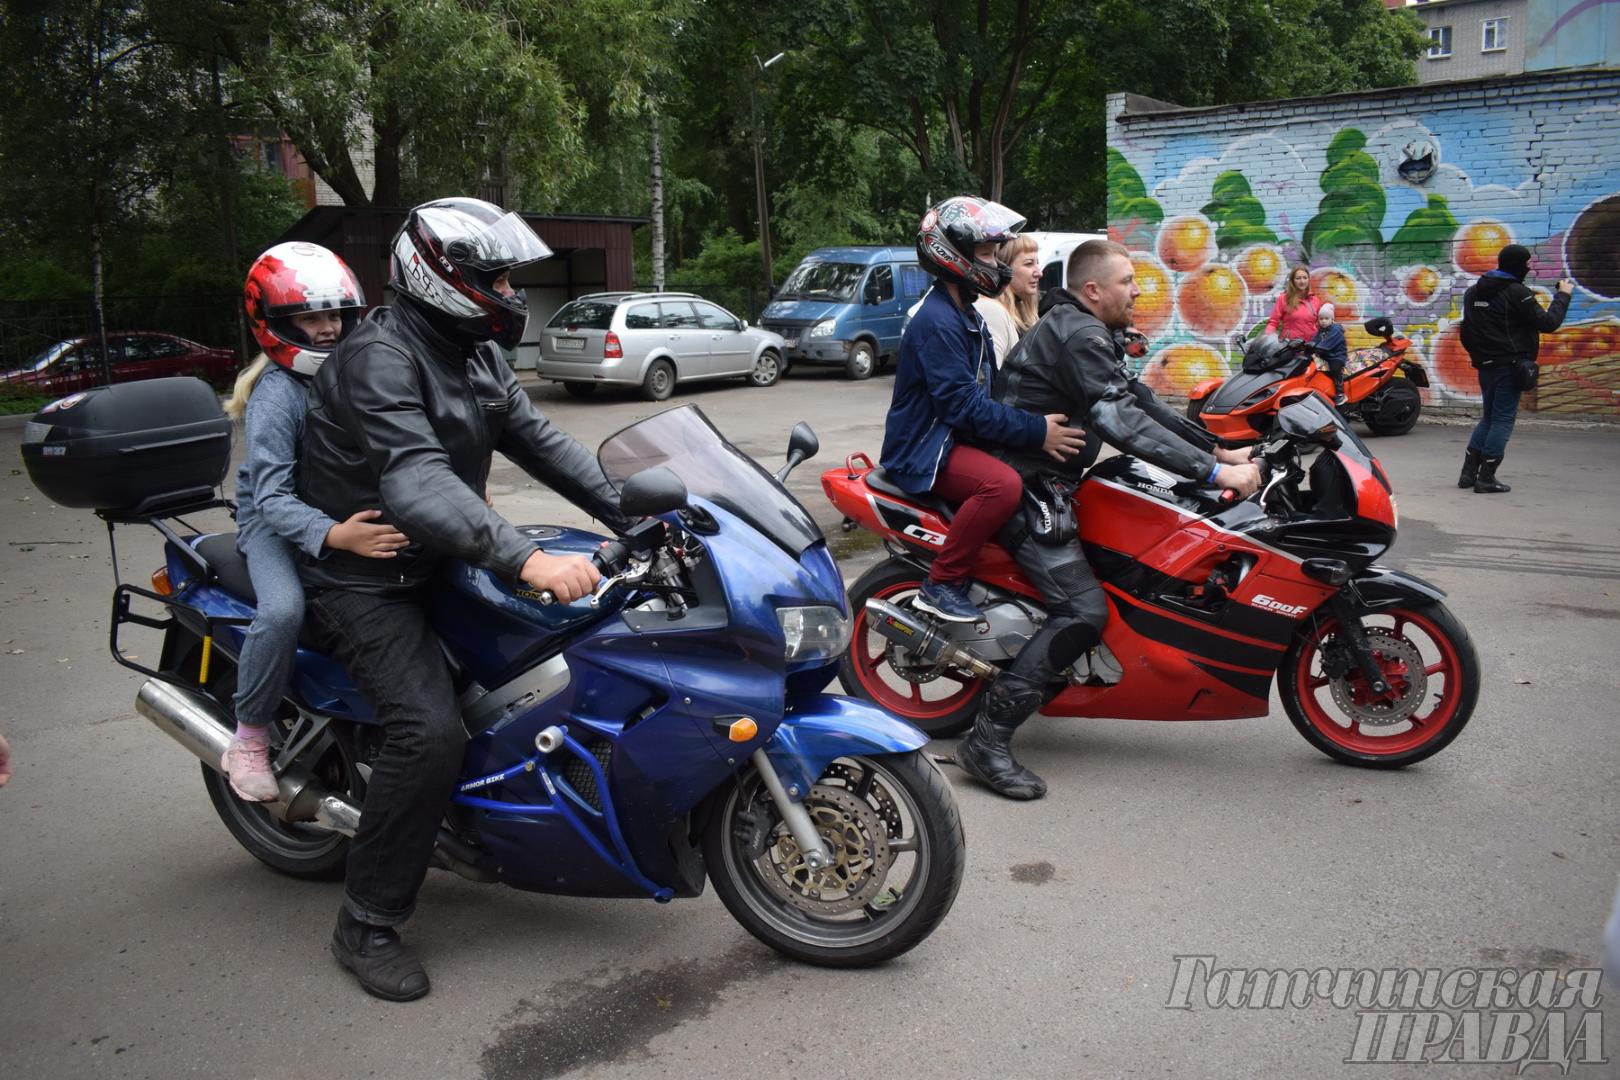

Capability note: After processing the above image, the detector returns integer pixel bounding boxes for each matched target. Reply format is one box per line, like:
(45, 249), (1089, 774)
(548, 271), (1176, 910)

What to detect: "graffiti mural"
(1107, 94), (1620, 414)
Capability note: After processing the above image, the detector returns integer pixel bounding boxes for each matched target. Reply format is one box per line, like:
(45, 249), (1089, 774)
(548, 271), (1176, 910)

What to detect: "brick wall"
(1106, 70), (1620, 413)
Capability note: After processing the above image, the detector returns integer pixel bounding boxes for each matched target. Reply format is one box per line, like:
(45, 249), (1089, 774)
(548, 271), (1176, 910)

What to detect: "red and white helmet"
(916, 196), (1026, 298)
(389, 197), (553, 349)
(243, 242), (365, 376)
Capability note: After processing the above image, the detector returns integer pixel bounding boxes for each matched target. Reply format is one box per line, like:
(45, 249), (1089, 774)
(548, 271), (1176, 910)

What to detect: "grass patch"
(0, 391), (52, 416)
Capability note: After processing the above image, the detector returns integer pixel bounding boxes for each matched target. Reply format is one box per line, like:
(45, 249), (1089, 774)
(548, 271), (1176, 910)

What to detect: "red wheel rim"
(849, 580), (983, 720)
(1293, 607), (1464, 757)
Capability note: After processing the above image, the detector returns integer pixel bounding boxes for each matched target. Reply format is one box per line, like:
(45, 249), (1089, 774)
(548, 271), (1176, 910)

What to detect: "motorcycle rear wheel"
(1362, 381), (1422, 436)
(839, 559), (986, 738)
(200, 670), (364, 880)
(1279, 602), (1478, 768)
(703, 751), (964, 967)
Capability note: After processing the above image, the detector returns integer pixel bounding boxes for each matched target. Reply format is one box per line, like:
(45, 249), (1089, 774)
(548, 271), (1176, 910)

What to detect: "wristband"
(1207, 461), (1221, 484)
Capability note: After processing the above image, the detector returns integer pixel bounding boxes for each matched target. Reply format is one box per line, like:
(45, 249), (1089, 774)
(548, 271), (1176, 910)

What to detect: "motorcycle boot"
(1473, 454), (1511, 494)
(955, 673), (1046, 800)
(331, 908), (430, 1001)
(1458, 447), (1482, 489)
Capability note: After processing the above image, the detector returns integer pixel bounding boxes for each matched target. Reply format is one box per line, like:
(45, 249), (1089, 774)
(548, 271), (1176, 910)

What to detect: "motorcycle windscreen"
(597, 404), (824, 557)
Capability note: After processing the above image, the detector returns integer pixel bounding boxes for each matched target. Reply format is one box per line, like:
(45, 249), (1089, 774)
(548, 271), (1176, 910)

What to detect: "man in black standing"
(1457, 244), (1573, 494)
(297, 197), (631, 1000)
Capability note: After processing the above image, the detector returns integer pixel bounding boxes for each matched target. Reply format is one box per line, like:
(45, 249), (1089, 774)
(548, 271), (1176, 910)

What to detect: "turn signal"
(150, 568), (173, 596)
(603, 331), (623, 359)
(728, 717), (758, 742)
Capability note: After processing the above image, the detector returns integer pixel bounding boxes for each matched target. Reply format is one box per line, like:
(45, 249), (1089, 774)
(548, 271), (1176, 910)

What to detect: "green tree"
(1386, 194), (1459, 266)
(1302, 128), (1386, 259)
(1200, 171), (1277, 250)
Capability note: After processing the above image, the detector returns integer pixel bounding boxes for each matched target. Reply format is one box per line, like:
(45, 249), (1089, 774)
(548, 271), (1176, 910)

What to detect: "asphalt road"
(2, 367), (1617, 1079)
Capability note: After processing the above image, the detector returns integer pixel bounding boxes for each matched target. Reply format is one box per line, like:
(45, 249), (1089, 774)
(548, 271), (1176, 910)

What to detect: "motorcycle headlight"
(806, 319), (837, 339)
(778, 605), (851, 663)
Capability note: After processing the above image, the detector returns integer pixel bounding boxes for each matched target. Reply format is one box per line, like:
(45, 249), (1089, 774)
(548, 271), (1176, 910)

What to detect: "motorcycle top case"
(20, 376), (232, 517)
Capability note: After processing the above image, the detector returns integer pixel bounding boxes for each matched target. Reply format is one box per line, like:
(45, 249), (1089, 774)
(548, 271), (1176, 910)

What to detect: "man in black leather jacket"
(954, 239), (1260, 801)
(297, 198), (631, 1001)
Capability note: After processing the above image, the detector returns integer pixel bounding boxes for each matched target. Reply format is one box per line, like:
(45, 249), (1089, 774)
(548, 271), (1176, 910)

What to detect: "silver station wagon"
(537, 292), (787, 401)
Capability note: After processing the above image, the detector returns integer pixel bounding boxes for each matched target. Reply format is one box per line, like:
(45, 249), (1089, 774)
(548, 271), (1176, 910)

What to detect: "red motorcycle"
(822, 394), (1478, 768)
(1187, 317), (1429, 440)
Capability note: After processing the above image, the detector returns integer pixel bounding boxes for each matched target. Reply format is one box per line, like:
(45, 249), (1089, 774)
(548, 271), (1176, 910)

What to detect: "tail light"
(603, 331), (622, 359)
(151, 567), (173, 596)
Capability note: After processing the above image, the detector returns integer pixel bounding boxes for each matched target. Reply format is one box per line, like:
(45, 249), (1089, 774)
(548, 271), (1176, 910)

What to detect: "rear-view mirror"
(619, 466), (689, 517)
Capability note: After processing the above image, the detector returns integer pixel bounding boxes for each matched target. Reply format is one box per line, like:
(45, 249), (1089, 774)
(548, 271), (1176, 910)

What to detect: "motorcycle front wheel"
(1279, 602), (1479, 768)
(703, 751), (965, 967)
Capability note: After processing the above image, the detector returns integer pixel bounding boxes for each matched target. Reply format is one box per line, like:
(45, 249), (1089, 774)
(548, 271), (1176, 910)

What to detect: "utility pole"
(749, 52), (785, 300)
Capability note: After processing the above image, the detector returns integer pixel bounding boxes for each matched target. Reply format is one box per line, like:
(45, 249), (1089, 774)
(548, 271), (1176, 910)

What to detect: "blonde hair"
(995, 235), (1040, 333)
(1283, 264), (1314, 311)
(224, 354), (271, 420)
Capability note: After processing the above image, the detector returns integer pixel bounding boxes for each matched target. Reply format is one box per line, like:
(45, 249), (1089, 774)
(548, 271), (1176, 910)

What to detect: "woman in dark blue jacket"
(879, 196), (1083, 623)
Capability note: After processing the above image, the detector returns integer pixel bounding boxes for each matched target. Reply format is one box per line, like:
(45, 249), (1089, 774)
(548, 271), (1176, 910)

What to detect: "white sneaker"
(221, 736), (278, 802)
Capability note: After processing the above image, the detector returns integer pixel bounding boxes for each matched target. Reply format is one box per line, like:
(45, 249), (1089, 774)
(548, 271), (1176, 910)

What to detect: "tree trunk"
(372, 102), (402, 207)
(211, 58), (250, 362)
(649, 112), (665, 290)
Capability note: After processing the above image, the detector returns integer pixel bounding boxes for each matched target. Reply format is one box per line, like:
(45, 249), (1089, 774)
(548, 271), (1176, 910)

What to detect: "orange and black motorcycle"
(1187, 317), (1429, 441)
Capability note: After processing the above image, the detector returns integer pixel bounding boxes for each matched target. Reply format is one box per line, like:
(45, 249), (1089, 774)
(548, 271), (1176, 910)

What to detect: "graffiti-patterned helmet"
(916, 196), (1026, 298)
(243, 242), (365, 377)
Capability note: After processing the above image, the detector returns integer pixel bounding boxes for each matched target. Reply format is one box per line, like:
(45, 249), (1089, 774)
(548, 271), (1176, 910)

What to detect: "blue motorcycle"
(83, 402), (965, 966)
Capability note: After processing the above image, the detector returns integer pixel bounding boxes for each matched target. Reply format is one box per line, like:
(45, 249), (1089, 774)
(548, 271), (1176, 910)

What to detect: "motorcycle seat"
(864, 468), (956, 521)
(195, 532), (257, 604)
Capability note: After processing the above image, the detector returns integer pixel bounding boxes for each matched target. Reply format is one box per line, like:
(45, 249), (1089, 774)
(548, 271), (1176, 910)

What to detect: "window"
(657, 301), (701, 329)
(623, 304), (659, 330)
(124, 336), (185, 362)
(1041, 260), (1064, 292)
(866, 265), (894, 304)
(1482, 18), (1507, 52)
(899, 264), (929, 299)
(547, 300), (617, 329)
(1427, 25), (1452, 58)
(693, 302), (738, 331)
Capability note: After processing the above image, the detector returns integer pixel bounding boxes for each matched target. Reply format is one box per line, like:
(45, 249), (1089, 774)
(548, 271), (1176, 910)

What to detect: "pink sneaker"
(221, 735), (279, 802)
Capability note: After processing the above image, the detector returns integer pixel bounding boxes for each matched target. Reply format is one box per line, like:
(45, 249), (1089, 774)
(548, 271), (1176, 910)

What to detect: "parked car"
(1, 333), (237, 396)
(537, 292), (786, 402)
(759, 246), (927, 380)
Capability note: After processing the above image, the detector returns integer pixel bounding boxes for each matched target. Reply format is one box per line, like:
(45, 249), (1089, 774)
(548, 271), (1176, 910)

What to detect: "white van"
(1023, 231), (1109, 292)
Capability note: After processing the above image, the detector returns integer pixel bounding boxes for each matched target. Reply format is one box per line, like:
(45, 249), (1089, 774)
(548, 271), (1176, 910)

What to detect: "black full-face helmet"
(916, 196), (1026, 298)
(390, 197), (553, 348)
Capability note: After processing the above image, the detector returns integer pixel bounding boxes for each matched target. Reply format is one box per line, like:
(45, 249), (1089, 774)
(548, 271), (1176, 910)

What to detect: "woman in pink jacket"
(1264, 265), (1321, 340)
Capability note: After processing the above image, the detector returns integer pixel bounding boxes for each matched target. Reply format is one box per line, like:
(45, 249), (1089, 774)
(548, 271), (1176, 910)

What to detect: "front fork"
(1326, 594), (1392, 696)
(749, 748), (834, 870)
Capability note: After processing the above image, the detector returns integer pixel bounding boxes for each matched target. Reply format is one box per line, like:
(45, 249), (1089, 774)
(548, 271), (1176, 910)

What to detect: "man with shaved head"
(954, 240), (1260, 800)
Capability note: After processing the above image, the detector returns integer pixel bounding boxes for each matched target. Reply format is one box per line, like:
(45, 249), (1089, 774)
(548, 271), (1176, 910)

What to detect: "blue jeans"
(232, 525), (307, 731)
(1467, 364), (1521, 458)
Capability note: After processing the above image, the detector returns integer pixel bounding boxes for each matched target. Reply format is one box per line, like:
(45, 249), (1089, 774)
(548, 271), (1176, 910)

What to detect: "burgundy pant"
(929, 444), (1022, 583)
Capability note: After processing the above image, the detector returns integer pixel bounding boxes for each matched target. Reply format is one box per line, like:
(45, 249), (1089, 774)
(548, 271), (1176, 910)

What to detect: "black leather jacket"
(1459, 272), (1570, 369)
(298, 298), (631, 594)
(994, 288), (1217, 483)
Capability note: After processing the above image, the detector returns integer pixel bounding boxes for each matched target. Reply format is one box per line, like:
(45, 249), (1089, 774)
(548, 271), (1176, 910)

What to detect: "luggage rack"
(101, 488), (249, 697)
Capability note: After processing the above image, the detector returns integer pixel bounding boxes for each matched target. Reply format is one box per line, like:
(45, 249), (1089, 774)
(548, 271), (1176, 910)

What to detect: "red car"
(1, 333), (238, 395)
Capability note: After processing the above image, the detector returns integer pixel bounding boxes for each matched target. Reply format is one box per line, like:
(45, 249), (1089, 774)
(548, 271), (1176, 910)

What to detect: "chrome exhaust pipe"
(134, 679), (360, 835)
(863, 598), (999, 681)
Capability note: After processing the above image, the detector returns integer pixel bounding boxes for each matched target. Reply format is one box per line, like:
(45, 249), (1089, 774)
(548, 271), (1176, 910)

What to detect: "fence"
(0, 295), (244, 374)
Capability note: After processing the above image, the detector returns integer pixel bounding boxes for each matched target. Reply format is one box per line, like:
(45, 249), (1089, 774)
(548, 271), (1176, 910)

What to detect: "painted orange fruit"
(1430, 325), (1475, 391)
(1177, 265), (1248, 336)
(1404, 267), (1439, 303)
(1143, 344), (1228, 396)
(1156, 214), (1216, 273)
(1453, 220), (1513, 276)
(1130, 254), (1174, 337)
(1236, 246), (1284, 294)
(1310, 269), (1360, 321)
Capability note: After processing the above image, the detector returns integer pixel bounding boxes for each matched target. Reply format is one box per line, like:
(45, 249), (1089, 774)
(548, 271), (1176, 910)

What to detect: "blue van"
(759, 246), (928, 379)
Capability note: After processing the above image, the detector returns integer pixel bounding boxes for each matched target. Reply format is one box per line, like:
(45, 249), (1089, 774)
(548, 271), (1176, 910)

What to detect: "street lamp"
(750, 51), (786, 299)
